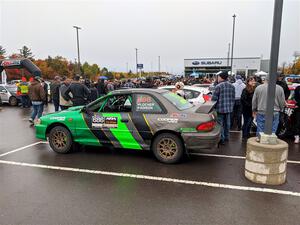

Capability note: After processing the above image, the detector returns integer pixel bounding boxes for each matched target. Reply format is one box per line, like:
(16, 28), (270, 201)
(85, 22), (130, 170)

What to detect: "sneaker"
(29, 118), (34, 123)
(295, 136), (299, 144)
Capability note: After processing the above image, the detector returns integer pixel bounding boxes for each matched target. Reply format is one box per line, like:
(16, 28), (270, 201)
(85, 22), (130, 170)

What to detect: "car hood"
(41, 106), (83, 118)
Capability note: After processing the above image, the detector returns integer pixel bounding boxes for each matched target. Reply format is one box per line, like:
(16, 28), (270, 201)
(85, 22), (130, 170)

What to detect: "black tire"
(151, 133), (184, 164)
(9, 96), (18, 106)
(49, 126), (73, 153)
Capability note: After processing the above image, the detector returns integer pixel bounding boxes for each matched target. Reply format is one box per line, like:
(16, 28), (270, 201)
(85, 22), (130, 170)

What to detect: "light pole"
(158, 56), (161, 73)
(264, 0), (284, 135)
(73, 25), (81, 75)
(135, 48), (138, 75)
(230, 14), (236, 75)
(227, 43), (231, 66)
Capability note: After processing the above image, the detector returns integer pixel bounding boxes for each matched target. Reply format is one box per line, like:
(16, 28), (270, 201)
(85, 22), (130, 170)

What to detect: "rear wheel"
(152, 133), (184, 164)
(49, 126), (73, 153)
(9, 96), (18, 106)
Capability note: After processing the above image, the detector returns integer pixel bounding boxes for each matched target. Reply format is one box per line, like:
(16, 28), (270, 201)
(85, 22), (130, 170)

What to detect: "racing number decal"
(92, 115), (118, 128)
(83, 112), (114, 147)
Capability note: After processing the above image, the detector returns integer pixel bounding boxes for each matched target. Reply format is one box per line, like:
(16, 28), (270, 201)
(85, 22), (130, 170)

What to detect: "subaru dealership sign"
(186, 59), (227, 67)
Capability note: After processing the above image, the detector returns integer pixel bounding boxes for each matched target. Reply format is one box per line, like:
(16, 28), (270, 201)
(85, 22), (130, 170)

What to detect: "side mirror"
(80, 106), (87, 113)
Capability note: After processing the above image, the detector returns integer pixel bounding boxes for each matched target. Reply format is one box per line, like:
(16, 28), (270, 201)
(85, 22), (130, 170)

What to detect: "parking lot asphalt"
(0, 104), (300, 225)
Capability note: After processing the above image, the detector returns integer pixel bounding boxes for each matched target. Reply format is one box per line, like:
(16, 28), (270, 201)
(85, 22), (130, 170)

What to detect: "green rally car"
(35, 89), (221, 163)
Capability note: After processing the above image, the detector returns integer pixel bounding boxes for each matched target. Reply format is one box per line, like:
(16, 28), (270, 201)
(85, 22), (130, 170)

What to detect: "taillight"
(203, 94), (211, 102)
(196, 121), (216, 132)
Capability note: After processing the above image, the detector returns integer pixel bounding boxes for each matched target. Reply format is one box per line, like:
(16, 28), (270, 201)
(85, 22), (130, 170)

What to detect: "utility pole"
(158, 56), (161, 73)
(126, 62), (128, 73)
(264, 0), (284, 134)
(230, 14), (236, 75)
(227, 43), (231, 66)
(73, 25), (82, 76)
(135, 48), (138, 75)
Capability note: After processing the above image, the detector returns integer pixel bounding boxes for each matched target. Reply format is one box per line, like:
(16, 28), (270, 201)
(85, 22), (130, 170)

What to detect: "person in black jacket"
(50, 76), (61, 111)
(294, 85), (300, 144)
(241, 77), (256, 139)
(88, 83), (99, 102)
(276, 73), (290, 100)
(63, 75), (91, 106)
(97, 79), (106, 97)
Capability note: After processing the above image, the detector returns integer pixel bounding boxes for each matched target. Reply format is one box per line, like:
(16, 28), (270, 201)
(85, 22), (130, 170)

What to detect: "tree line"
(0, 45), (167, 81)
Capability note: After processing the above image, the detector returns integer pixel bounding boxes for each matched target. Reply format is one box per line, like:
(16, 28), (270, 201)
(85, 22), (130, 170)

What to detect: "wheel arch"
(150, 129), (185, 151)
(46, 122), (73, 137)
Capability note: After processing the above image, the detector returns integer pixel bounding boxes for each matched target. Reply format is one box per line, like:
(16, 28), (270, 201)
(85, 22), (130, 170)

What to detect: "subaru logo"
(192, 61), (200, 65)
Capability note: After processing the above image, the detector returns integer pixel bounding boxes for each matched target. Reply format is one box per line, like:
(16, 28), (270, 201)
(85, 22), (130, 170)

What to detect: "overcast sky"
(0, 0), (299, 74)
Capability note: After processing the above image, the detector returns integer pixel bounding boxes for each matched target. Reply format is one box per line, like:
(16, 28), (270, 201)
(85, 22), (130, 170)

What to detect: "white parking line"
(0, 159), (299, 197)
(191, 153), (300, 165)
(0, 141), (47, 158)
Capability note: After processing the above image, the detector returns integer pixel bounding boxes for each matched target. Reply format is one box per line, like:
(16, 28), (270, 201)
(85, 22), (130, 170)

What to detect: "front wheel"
(49, 126), (73, 153)
(9, 96), (18, 106)
(152, 133), (184, 164)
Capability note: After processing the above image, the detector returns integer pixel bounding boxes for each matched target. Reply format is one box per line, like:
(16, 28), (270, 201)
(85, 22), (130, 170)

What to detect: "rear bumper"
(181, 125), (221, 153)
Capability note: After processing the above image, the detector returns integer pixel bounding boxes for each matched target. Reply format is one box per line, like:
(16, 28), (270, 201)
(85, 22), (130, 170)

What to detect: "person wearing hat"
(252, 73), (286, 141)
(173, 82), (186, 99)
(28, 76), (46, 123)
(231, 75), (246, 130)
(50, 75), (61, 111)
(211, 71), (235, 145)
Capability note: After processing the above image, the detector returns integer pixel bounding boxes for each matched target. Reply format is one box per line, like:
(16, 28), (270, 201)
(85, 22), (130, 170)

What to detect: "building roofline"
(184, 57), (262, 60)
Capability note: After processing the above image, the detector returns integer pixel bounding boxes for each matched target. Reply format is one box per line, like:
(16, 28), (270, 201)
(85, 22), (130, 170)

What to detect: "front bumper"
(35, 124), (48, 140)
(181, 125), (221, 153)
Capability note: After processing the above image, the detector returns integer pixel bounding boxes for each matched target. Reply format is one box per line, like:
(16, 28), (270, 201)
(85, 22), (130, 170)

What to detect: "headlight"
(35, 119), (42, 125)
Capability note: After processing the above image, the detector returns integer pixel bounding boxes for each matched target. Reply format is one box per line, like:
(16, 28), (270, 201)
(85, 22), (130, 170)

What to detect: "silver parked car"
(0, 84), (20, 106)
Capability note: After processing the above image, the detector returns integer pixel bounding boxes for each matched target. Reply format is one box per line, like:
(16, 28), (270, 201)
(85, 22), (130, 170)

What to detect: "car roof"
(111, 88), (168, 95)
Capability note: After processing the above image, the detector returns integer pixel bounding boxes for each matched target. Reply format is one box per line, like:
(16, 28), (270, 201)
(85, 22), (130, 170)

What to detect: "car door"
(87, 94), (142, 150)
(0, 86), (8, 102)
(129, 93), (165, 148)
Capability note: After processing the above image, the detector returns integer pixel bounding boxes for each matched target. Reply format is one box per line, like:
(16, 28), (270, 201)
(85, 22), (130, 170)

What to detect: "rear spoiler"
(195, 101), (216, 114)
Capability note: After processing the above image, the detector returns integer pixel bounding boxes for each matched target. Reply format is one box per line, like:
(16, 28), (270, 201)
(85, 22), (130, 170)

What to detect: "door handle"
(121, 118), (129, 123)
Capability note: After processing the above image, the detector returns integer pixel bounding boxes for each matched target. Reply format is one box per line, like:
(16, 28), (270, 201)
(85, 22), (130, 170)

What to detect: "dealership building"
(184, 57), (270, 77)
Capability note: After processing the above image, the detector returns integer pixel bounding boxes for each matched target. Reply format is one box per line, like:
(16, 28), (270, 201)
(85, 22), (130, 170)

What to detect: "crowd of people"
(2, 71), (299, 144)
(211, 71), (300, 144)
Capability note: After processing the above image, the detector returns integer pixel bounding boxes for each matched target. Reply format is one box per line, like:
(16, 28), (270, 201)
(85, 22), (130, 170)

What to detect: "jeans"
(295, 108), (300, 136)
(256, 113), (279, 137)
(231, 100), (242, 130)
(21, 95), (30, 107)
(217, 113), (231, 142)
(31, 102), (44, 120)
(242, 113), (253, 138)
(53, 99), (60, 112)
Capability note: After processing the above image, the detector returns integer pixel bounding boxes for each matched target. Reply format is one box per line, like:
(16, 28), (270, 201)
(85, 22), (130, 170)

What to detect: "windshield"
(162, 92), (193, 111)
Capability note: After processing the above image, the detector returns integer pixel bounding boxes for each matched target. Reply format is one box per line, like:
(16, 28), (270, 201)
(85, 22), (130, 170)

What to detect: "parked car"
(0, 84), (20, 106)
(35, 89), (221, 164)
(159, 85), (212, 105)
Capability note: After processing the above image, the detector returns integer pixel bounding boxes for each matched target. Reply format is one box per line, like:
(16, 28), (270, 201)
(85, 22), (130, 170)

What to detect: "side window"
(100, 95), (132, 113)
(87, 97), (107, 112)
(184, 90), (193, 99)
(135, 94), (162, 113)
(0, 86), (6, 92)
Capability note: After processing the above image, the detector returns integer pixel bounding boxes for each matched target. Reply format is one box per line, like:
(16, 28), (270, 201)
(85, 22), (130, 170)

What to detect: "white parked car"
(158, 85), (212, 105)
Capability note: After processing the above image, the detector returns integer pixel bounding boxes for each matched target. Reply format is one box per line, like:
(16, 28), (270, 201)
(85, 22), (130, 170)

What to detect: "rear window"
(162, 92), (193, 111)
